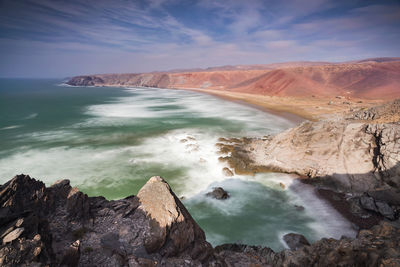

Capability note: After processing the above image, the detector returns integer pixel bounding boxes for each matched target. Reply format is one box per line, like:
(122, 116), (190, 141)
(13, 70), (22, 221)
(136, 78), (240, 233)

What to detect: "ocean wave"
(24, 113), (38, 119)
(1, 125), (22, 130)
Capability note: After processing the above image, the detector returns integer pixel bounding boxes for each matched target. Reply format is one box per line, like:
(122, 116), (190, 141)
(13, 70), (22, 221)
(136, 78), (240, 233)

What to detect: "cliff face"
(67, 59), (400, 100)
(217, 100), (400, 223)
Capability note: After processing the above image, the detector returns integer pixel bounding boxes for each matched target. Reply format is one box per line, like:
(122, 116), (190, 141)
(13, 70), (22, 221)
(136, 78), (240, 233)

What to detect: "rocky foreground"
(1, 174), (399, 266)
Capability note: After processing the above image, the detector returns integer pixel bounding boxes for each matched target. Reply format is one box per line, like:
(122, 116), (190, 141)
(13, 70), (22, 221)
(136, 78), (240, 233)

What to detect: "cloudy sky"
(0, 0), (399, 77)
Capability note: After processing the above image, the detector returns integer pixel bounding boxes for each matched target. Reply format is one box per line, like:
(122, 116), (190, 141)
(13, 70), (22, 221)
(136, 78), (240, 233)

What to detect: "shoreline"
(113, 84), (383, 123)
(172, 87), (307, 124)
(173, 88), (385, 122)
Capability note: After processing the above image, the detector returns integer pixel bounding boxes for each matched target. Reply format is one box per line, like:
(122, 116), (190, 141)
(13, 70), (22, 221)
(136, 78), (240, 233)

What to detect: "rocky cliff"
(1, 175), (400, 266)
(217, 100), (400, 224)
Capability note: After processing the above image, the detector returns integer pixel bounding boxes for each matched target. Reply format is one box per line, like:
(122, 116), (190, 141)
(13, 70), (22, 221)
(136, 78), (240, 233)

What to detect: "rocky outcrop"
(218, 121), (400, 193)
(283, 233), (310, 250)
(216, 221), (400, 266)
(136, 176), (212, 259)
(67, 76), (105, 86)
(1, 175), (400, 266)
(216, 102), (400, 225)
(348, 99), (400, 123)
(0, 175), (212, 266)
(206, 187), (230, 200)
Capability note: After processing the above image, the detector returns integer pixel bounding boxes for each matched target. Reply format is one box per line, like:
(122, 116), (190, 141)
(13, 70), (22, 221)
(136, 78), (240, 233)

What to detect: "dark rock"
(217, 222), (400, 266)
(283, 233), (310, 250)
(60, 240), (80, 267)
(375, 201), (395, 220)
(66, 76), (104, 86)
(222, 167), (234, 177)
(206, 187), (230, 200)
(367, 188), (400, 205)
(360, 195), (377, 212)
(294, 205), (305, 211)
(0, 175), (212, 266)
(360, 195), (395, 220)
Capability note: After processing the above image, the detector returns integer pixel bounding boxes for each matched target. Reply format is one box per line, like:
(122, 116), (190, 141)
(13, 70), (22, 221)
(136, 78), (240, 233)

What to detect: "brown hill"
(227, 61), (400, 99)
(67, 58), (400, 100)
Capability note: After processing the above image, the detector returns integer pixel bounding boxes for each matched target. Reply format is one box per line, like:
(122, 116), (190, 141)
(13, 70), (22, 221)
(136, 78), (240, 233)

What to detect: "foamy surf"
(1, 125), (22, 130)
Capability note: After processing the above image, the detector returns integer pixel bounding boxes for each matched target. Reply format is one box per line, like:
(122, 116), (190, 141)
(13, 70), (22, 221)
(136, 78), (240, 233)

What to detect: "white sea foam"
(0, 125), (22, 130)
(24, 113), (38, 120)
(288, 180), (357, 240)
(83, 87), (293, 134)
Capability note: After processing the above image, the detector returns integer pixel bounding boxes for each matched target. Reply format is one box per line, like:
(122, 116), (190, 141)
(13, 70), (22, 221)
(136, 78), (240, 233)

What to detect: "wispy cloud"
(0, 0), (399, 77)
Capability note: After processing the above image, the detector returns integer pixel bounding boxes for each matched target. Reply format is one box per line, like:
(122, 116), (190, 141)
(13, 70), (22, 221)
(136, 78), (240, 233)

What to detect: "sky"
(0, 0), (399, 78)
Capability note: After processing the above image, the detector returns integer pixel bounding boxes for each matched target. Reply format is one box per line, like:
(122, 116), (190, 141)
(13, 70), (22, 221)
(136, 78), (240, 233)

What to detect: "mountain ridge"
(67, 57), (400, 100)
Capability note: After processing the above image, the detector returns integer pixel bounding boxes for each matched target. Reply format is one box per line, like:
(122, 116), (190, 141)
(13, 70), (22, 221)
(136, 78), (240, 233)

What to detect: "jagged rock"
(0, 175), (212, 266)
(375, 201), (395, 220)
(206, 187), (230, 200)
(360, 195), (377, 211)
(137, 176), (212, 259)
(367, 188), (400, 205)
(349, 99), (400, 122)
(283, 233), (310, 250)
(1, 174), (400, 266)
(360, 195), (395, 220)
(217, 222), (400, 266)
(222, 167), (234, 176)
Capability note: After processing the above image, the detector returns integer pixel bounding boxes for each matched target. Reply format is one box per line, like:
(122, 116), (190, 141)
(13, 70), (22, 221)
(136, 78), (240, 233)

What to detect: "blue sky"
(0, 0), (399, 77)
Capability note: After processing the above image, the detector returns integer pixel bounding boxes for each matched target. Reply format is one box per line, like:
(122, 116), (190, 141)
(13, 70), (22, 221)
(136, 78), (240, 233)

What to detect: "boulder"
(206, 187), (230, 200)
(360, 195), (395, 220)
(137, 176), (212, 259)
(222, 167), (234, 177)
(283, 233), (310, 250)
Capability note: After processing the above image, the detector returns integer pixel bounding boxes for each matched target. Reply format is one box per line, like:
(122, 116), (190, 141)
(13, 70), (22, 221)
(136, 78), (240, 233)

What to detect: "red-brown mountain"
(67, 57), (400, 100)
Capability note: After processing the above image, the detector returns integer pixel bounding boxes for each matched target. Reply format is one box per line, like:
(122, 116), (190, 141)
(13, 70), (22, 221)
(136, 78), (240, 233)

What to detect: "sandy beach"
(168, 87), (384, 122)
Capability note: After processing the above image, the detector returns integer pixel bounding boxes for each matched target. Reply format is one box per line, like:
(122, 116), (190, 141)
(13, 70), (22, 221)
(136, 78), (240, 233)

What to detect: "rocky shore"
(1, 175), (400, 266)
(216, 100), (400, 229)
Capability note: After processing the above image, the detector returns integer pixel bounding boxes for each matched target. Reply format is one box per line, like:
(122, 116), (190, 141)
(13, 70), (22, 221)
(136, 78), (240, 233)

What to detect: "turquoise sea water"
(0, 79), (356, 250)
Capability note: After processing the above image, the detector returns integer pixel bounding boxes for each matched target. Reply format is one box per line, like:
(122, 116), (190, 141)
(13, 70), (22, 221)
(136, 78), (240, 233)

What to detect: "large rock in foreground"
(137, 176), (211, 259)
(0, 175), (212, 266)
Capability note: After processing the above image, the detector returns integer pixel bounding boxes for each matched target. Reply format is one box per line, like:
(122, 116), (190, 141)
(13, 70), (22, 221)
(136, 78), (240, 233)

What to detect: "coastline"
(77, 82), (386, 123)
(170, 87), (384, 122)
(117, 84), (383, 123)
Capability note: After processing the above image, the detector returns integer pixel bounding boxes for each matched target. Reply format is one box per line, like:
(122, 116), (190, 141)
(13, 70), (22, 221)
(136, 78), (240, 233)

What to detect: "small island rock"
(206, 187), (230, 200)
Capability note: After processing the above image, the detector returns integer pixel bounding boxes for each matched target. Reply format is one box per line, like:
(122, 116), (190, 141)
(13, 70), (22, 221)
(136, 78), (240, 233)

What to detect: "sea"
(0, 79), (356, 250)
